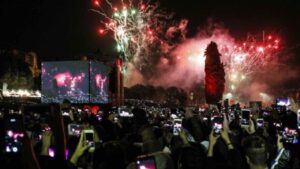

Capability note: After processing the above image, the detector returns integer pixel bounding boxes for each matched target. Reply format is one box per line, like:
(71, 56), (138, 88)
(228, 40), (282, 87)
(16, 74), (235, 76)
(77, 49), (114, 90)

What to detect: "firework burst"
(91, 0), (176, 72)
(221, 33), (281, 94)
(91, 1), (283, 102)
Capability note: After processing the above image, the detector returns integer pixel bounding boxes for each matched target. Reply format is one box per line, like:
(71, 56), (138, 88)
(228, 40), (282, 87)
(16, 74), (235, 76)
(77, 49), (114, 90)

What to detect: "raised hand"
(208, 130), (220, 157)
(70, 132), (90, 165)
(41, 131), (53, 156)
(243, 119), (256, 135)
(220, 113), (231, 145)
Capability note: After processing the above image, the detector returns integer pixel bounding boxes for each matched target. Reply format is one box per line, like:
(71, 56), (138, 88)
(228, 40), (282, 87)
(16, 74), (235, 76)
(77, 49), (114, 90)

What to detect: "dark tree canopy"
(125, 84), (188, 106)
(204, 41), (225, 104)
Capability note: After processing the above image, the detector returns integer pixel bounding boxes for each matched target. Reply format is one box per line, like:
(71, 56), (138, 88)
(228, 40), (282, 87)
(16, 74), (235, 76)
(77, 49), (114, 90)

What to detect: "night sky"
(1, 0), (300, 65)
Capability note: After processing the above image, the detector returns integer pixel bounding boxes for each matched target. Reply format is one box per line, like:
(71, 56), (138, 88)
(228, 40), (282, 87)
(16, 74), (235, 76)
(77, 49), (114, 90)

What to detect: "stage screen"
(41, 61), (89, 103)
(89, 61), (110, 103)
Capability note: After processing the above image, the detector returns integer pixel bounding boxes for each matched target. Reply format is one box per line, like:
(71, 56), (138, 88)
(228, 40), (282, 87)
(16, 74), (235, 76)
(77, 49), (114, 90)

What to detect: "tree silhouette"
(124, 84), (188, 106)
(204, 42), (225, 104)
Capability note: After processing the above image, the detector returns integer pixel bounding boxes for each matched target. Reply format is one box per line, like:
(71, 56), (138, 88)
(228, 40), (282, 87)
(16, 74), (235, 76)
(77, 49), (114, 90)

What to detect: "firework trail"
(91, 1), (285, 102)
(148, 27), (282, 100)
(220, 33), (281, 92)
(91, 0), (183, 72)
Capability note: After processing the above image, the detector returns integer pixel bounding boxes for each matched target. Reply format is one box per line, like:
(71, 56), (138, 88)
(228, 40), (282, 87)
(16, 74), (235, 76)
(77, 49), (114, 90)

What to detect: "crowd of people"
(0, 100), (300, 169)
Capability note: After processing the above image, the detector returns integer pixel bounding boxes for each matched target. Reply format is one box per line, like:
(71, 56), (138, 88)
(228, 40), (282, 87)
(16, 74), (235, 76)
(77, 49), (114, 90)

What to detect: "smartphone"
(84, 129), (95, 152)
(4, 114), (24, 153)
(136, 155), (157, 169)
(68, 124), (84, 137)
(282, 128), (298, 144)
(276, 98), (290, 106)
(262, 111), (270, 118)
(241, 109), (250, 126)
(114, 117), (119, 123)
(62, 111), (70, 116)
(256, 118), (264, 129)
(274, 122), (282, 131)
(96, 114), (102, 121)
(229, 112), (235, 122)
(185, 130), (196, 143)
(212, 116), (223, 135)
(173, 119), (182, 136)
(120, 111), (131, 117)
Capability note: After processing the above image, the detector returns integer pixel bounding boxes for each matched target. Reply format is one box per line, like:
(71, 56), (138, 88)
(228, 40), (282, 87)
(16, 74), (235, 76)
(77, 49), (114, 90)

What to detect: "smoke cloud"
(125, 20), (296, 104)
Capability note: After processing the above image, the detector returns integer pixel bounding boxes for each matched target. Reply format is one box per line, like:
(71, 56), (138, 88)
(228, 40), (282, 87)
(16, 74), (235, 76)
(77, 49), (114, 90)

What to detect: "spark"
(241, 75), (246, 80)
(268, 35), (272, 40)
(171, 31), (282, 96)
(257, 47), (264, 52)
(94, 0), (100, 6)
(231, 85), (235, 90)
(91, 1), (282, 97)
(91, 0), (179, 72)
(222, 33), (281, 97)
(98, 28), (105, 34)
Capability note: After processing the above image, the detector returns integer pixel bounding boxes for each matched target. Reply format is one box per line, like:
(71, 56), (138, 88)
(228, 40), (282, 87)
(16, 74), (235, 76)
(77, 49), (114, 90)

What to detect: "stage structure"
(109, 58), (124, 106)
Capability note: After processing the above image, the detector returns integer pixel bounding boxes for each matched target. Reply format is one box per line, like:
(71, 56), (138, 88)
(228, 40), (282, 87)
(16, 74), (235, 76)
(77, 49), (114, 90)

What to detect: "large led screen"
(41, 61), (89, 103)
(89, 61), (110, 103)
